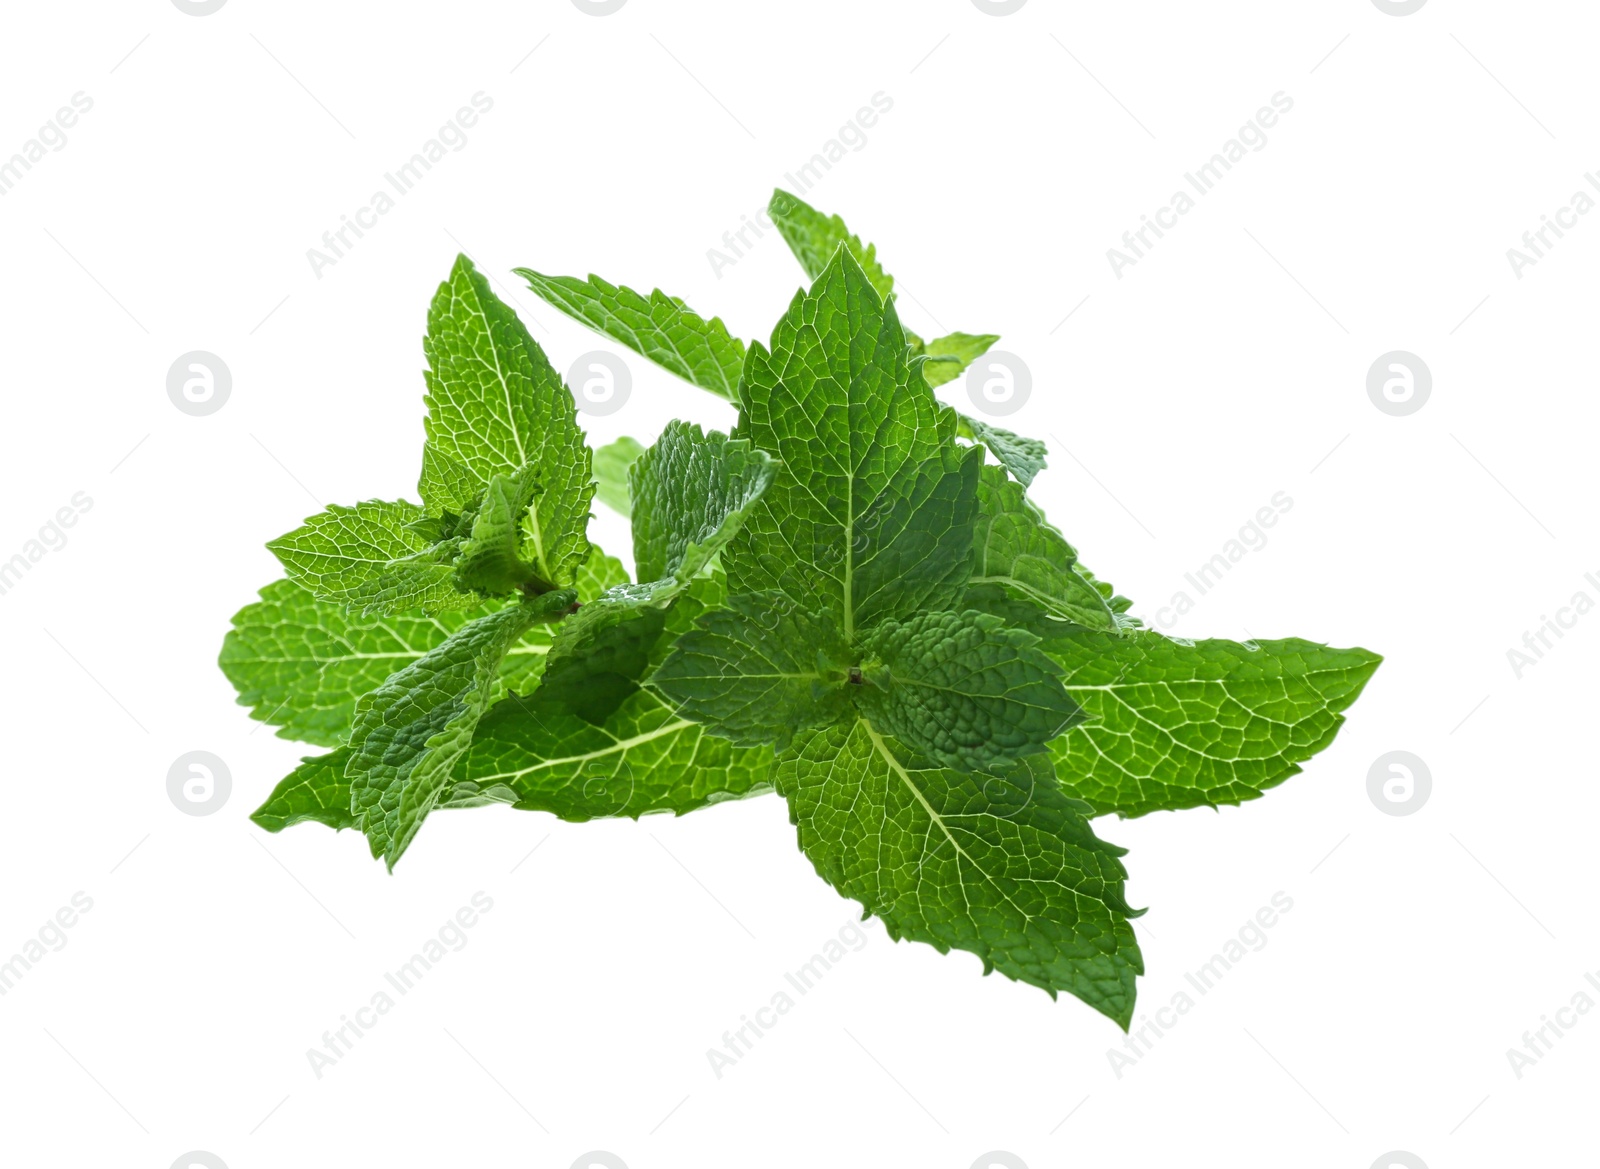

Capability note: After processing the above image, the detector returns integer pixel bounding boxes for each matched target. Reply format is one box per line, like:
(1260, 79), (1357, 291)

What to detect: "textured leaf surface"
(1045, 632), (1382, 817)
(651, 592), (852, 747)
(778, 720), (1143, 1026)
(452, 465), (545, 595)
(969, 465), (1117, 631)
(420, 254), (593, 585)
(449, 689), (774, 821)
(541, 424), (775, 723)
(251, 749), (356, 832)
(592, 436), (645, 517)
(961, 416), (1049, 488)
(630, 421), (776, 583)
(918, 333), (1000, 388)
(220, 553), (627, 748)
(856, 609), (1080, 772)
(515, 269), (745, 401)
(769, 189), (894, 300)
(349, 593), (573, 867)
(267, 500), (472, 615)
(453, 568), (777, 820)
(725, 248), (980, 639)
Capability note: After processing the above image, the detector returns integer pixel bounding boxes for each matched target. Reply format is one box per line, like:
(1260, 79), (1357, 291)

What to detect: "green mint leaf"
(449, 687), (774, 821)
(1074, 560), (1138, 622)
(726, 247), (981, 639)
(855, 609), (1080, 772)
(592, 436), (646, 517)
(266, 499), (474, 616)
(420, 254), (594, 585)
(778, 720), (1144, 1026)
(651, 591), (852, 747)
(630, 420), (776, 584)
(959, 416), (1048, 488)
(1046, 632), (1382, 817)
(918, 333), (1000, 389)
(538, 423), (776, 723)
(453, 567), (775, 821)
(515, 269), (745, 401)
(968, 465), (1117, 630)
(220, 550), (627, 749)
(221, 578), (482, 748)
(251, 749), (357, 832)
(452, 464), (543, 596)
(349, 591), (575, 868)
(768, 189), (895, 301)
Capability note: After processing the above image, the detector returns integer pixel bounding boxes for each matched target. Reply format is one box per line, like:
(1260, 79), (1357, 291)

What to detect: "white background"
(0, 2), (1594, 1167)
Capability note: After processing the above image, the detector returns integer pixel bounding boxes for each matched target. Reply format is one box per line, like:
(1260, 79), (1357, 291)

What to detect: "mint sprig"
(220, 199), (1380, 1028)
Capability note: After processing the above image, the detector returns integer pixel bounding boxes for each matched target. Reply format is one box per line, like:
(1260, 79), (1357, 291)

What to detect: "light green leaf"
(593, 436), (646, 517)
(959, 416), (1048, 488)
(266, 500), (474, 616)
(967, 465), (1117, 631)
(725, 247), (981, 640)
(452, 465), (543, 596)
(918, 332), (1000, 389)
(251, 749), (357, 832)
(1074, 561), (1138, 624)
(778, 720), (1144, 1026)
(219, 552), (627, 749)
(349, 591), (575, 868)
(514, 269), (745, 401)
(855, 609), (1080, 772)
(222, 579), (482, 748)
(651, 591), (852, 747)
(769, 189), (895, 301)
(1045, 632), (1382, 817)
(420, 254), (593, 586)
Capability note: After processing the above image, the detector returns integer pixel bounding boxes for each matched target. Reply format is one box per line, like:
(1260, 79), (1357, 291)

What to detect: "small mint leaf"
(919, 333), (1000, 389)
(251, 749), (357, 833)
(420, 254), (594, 585)
(348, 590), (575, 868)
(967, 465), (1118, 630)
(768, 188), (895, 301)
(515, 269), (745, 401)
(453, 464), (543, 596)
(960, 416), (1048, 488)
(593, 436), (646, 518)
(267, 499), (474, 616)
(855, 608), (1080, 772)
